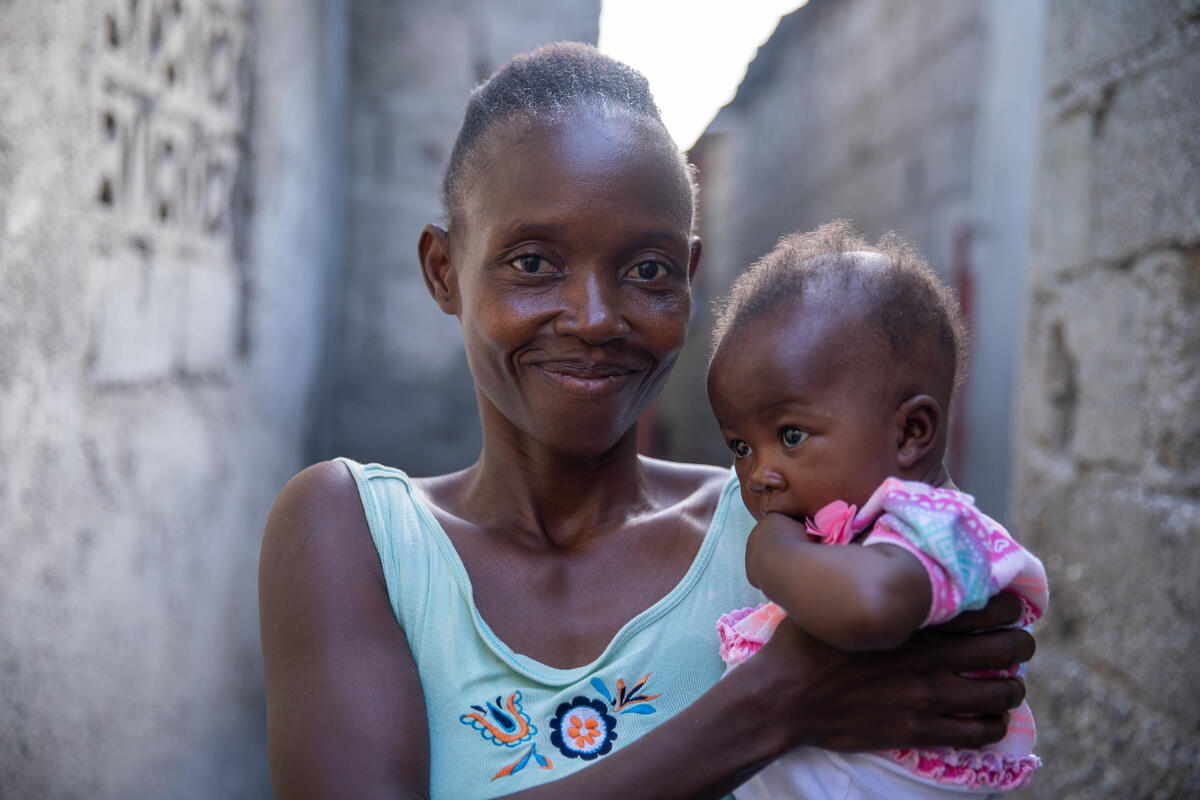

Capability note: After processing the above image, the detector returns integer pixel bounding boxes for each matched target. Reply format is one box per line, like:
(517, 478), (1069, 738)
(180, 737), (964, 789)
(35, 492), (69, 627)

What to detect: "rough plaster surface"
(1014, 1), (1200, 796)
(0, 0), (345, 796)
(318, 0), (601, 475)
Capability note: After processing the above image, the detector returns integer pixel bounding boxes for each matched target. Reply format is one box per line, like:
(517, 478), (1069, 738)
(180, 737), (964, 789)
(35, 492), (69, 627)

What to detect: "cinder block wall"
(316, 0), (601, 476)
(1012, 1), (1200, 796)
(0, 1), (346, 796)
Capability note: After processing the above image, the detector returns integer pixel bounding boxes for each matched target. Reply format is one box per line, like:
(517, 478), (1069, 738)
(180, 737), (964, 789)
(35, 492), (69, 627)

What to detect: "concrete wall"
(316, 0), (601, 476)
(0, 0), (346, 796)
(1012, 0), (1200, 796)
(673, 0), (1044, 526)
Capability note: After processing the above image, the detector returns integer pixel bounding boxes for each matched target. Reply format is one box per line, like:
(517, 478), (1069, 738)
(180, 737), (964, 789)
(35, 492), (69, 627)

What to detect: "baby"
(707, 221), (1048, 799)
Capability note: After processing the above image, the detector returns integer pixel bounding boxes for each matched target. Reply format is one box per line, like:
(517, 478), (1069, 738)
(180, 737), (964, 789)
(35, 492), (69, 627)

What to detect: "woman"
(258, 43), (1033, 799)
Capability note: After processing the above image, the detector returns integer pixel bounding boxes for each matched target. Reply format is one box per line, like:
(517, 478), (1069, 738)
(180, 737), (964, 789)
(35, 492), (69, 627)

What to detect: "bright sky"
(598, 0), (809, 150)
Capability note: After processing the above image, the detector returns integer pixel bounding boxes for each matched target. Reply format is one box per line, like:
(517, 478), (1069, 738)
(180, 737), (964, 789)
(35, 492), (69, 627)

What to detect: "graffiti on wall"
(90, 0), (250, 383)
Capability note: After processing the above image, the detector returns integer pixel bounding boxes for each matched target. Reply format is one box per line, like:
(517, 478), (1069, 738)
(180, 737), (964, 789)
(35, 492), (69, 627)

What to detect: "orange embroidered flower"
(549, 696), (617, 760)
(568, 715), (600, 747)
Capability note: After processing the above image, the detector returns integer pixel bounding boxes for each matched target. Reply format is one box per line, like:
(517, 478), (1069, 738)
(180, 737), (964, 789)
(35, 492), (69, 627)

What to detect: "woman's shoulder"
(271, 459), (363, 522)
(260, 460), (386, 613)
(640, 456), (735, 515)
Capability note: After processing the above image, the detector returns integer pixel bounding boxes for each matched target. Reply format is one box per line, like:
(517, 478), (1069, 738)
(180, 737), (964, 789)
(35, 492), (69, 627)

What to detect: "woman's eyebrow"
(634, 229), (690, 247)
(491, 221), (569, 242)
(490, 223), (688, 251)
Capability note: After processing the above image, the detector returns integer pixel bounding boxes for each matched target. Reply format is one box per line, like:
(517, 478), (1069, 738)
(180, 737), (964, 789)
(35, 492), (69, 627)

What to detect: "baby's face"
(707, 307), (899, 522)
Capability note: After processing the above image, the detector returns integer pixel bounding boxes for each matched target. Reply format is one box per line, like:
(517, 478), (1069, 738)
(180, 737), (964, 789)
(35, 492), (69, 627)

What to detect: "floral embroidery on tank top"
(459, 672), (662, 782)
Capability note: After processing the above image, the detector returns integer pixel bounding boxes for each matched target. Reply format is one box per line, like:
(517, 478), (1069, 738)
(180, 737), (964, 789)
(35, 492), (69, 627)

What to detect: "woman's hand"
(744, 592), (1034, 753)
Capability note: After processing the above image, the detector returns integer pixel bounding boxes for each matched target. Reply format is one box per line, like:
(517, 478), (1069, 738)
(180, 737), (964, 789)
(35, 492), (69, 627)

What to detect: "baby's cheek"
(737, 484), (761, 520)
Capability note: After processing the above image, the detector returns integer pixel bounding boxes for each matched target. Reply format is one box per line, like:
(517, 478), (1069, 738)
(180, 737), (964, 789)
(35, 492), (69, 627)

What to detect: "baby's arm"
(746, 512), (932, 651)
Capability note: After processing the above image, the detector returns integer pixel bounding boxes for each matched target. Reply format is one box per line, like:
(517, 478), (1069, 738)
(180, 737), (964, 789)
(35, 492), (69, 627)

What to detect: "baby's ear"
(893, 394), (942, 469)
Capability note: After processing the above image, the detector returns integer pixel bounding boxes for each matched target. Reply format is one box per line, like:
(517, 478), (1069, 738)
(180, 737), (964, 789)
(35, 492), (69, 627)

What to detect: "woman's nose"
(554, 272), (631, 344)
(747, 455), (786, 494)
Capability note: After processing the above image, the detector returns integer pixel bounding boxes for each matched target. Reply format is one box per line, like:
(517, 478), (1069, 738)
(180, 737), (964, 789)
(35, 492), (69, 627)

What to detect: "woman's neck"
(459, 427), (655, 550)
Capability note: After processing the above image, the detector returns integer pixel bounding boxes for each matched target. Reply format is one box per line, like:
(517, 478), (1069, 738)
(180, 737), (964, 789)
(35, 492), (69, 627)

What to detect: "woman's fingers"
(909, 626), (1034, 674)
(907, 714), (1012, 751)
(931, 673), (1026, 718)
(936, 591), (1025, 633)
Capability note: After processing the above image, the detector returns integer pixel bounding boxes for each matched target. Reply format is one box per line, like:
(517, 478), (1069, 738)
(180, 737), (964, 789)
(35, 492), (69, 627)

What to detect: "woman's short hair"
(442, 42), (692, 229)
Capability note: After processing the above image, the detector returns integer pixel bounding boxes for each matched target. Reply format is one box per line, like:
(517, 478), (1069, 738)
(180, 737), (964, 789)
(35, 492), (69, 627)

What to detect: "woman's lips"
(534, 360), (640, 397)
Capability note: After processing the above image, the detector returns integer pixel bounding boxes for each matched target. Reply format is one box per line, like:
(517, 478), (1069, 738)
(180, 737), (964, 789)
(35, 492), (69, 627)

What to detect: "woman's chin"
(530, 416), (641, 460)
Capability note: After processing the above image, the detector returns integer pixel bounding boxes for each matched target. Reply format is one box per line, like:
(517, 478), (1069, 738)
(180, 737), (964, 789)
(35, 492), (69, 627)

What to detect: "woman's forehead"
(461, 110), (693, 229)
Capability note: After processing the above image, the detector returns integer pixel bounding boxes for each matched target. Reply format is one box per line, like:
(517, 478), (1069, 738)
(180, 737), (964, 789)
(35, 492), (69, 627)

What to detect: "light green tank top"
(339, 458), (763, 799)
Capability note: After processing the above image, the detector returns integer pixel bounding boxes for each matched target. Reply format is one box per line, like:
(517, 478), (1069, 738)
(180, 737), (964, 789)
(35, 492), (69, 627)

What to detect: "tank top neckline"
(392, 464), (741, 686)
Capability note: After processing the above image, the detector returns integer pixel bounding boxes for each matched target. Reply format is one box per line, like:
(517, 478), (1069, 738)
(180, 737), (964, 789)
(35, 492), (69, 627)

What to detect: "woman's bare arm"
(746, 512), (931, 651)
(260, 464), (1034, 800)
(259, 462), (430, 799)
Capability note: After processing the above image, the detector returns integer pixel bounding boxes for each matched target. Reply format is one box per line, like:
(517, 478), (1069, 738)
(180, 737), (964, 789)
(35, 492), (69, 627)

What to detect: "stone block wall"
(317, 0), (601, 476)
(1012, 1), (1200, 796)
(0, 0), (346, 796)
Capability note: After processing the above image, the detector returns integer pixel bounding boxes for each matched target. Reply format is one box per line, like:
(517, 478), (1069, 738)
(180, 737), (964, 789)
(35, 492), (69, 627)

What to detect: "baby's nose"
(748, 459), (786, 492)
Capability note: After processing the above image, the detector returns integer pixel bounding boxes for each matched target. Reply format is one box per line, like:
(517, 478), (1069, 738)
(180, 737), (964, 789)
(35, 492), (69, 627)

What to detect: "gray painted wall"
(1013, 0), (1200, 795)
(0, 0), (346, 796)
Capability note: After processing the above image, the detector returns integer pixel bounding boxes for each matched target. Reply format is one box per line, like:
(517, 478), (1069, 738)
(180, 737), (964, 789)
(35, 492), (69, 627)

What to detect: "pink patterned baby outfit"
(718, 478), (1049, 799)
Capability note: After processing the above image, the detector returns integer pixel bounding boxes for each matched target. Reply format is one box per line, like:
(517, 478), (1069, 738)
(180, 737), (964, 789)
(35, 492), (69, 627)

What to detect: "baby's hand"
(745, 512), (810, 589)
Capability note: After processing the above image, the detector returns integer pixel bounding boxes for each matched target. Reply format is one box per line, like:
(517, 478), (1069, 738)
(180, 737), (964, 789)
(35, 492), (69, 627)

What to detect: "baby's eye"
(728, 439), (752, 459)
(626, 260), (670, 281)
(780, 426), (809, 449)
(510, 254), (554, 274)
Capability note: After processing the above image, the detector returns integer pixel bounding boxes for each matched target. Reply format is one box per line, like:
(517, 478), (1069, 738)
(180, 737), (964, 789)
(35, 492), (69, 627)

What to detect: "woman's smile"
(532, 359), (643, 398)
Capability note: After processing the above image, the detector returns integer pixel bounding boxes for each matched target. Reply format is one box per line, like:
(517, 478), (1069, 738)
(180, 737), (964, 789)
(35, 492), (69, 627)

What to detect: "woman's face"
(435, 109), (699, 456)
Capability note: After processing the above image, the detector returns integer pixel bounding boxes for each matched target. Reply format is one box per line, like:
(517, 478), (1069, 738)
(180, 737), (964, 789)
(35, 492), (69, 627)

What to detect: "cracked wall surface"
(1013, 0), (1200, 796)
(0, 1), (346, 796)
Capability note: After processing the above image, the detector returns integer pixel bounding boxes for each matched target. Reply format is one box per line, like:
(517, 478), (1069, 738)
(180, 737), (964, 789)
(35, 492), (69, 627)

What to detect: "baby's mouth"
(758, 497), (806, 522)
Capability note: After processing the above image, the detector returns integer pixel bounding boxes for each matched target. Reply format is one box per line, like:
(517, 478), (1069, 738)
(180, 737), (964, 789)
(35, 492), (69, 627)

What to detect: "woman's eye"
(729, 439), (752, 459)
(627, 260), (669, 281)
(780, 426), (809, 448)
(510, 254), (553, 274)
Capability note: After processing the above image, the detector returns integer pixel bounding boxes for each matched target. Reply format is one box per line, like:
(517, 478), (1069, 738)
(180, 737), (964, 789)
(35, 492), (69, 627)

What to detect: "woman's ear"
(894, 394), (942, 469)
(418, 224), (460, 315)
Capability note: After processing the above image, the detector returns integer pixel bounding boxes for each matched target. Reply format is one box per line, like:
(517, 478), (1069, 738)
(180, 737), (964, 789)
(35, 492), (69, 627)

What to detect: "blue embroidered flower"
(592, 673), (661, 715)
(548, 696), (618, 760)
(460, 691), (536, 747)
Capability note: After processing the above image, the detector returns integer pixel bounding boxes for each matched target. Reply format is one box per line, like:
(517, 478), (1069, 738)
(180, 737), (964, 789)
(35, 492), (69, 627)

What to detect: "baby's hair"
(712, 220), (971, 405)
(441, 41), (695, 230)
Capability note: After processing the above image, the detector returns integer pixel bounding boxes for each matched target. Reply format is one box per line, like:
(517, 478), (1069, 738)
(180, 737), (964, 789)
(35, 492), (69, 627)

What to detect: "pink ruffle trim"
(885, 747), (1042, 790)
(716, 603), (785, 666)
